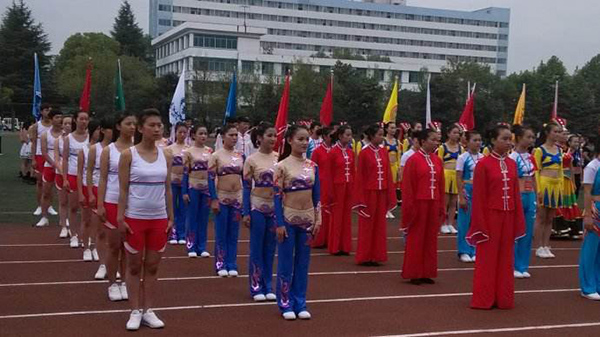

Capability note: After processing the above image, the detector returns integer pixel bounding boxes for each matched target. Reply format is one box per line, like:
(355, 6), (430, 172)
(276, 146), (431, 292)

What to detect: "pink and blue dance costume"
(579, 158), (600, 296)
(170, 152), (187, 242)
(183, 147), (212, 255)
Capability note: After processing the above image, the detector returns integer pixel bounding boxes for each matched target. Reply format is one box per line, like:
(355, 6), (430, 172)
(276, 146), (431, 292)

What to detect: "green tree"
(111, 0), (151, 63)
(289, 63), (326, 122)
(0, 0), (50, 111)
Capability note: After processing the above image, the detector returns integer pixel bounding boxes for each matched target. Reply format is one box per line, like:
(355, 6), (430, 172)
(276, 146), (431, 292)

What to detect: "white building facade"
(150, 0), (510, 89)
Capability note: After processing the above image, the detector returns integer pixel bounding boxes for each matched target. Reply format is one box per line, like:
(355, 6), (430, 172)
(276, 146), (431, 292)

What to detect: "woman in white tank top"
(117, 109), (173, 331)
(97, 113), (136, 303)
(77, 118), (98, 262)
(36, 109), (63, 228)
(55, 116), (72, 239)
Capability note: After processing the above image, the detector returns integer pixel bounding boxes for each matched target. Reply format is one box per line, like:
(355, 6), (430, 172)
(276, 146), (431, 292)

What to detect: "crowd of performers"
(23, 103), (600, 330)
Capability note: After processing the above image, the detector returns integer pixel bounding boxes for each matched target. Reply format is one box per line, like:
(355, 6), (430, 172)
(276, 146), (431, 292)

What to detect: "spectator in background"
(306, 122), (322, 159)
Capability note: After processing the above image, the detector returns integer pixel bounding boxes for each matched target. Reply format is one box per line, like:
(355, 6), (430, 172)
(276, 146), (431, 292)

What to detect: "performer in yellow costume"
(438, 124), (463, 234)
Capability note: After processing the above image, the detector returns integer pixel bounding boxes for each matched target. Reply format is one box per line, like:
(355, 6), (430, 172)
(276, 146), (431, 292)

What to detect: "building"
(150, 0), (510, 89)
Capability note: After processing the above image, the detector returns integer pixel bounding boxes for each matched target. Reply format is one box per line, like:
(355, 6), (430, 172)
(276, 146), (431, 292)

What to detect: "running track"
(1, 220), (598, 337)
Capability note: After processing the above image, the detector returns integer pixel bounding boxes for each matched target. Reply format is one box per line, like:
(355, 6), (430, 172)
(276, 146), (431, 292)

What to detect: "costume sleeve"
(456, 153), (466, 172)
(400, 156), (417, 232)
(313, 165), (321, 208)
(242, 157), (253, 216)
(384, 149), (398, 211)
(437, 145), (444, 161)
(436, 158), (446, 219)
(182, 166), (190, 196)
(307, 139), (315, 159)
(273, 163), (285, 227)
(208, 152), (218, 200)
(511, 162), (526, 240)
(352, 149), (368, 211)
(533, 147), (542, 192)
(467, 162), (489, 245)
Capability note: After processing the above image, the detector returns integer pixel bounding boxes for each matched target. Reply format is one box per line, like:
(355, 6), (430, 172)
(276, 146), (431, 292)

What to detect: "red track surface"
(1, 220), (598, 337)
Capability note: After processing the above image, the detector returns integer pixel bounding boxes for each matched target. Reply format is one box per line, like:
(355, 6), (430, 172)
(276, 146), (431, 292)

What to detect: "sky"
(1, 0), (598, 74)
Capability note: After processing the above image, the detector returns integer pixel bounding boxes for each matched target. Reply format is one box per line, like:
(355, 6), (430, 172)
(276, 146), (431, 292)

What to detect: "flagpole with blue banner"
(223, 71), (237, 125)
(168, 67), (187, 143)
(32, 53), (42, 121)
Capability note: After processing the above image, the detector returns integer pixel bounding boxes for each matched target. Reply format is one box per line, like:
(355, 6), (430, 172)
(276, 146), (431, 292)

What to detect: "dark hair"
(224, 117), (237, 124)
(98, 117), (114, 143)
(135, 108), (162, 144)
(364, 124), (382, 141)
(543, 121), (561, 135)
(465, 130), (481, 141)
(411, 121), (422, 129)
(191, 123), (208, 139)
(317, 126), (333, 138)
(251, 122), (274, 148)
(279, 124), (309, 162)
(112, 111), (136, 142)
(330, 121), (340, 128)
(446, 124), (461, 136)
(310, 121), (322, 130)
(48, 109), (63, 119)
(72, 111), (89, 131)
(568, 134), (579, 145)
(87, 119), (100, 139)
(512, 124), (533, 143)
(383, 122), (396, 136)
(41, 103), (51, 111)
(488, 124), (511, 142)
(416, 129), (437, 145)
(220, 123), (237, 136)
(174, 121), (188, 132)
(237, 116), (250, 124)
(332, 125), (352, 144)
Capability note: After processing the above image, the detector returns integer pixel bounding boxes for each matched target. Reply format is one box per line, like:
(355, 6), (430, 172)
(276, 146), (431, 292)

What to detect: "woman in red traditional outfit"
(328, 125), (355, 255)
(401, 129), (445, 284)
(467, 124), (525, 309)
(354, 124), (397, 266)
(310, 127), (335, 249)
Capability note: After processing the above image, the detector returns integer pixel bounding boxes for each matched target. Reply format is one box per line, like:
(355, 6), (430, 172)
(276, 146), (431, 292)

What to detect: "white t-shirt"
(583, 158), (600, 185)
(456, 152), (483, 181)
(508, 151), (535, 178)
(400, 149), (415, 168)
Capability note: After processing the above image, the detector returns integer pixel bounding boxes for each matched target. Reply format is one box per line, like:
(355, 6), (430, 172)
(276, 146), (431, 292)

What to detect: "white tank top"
(125, 146), (168, 219)
(36, 121), (51, 156)
(67, 133), (89, 176)
(43, 130), (59, 168)
(92, 143), (103, 187)
(105, 143), (122, 204)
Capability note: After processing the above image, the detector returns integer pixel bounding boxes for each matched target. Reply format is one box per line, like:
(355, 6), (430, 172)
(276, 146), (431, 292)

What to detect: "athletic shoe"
(282, 312), (296, 320)
(228, 270), (239, 277)
(544, 247), (555, 258)
(188, 252), (198, 258)
(126, 310), (143, 331)
(92, 249), (99, 261)
(35, 217), (49, 227)
(217, 270), (228, 277)
(120, 283), (129, 300)
(535, 247), (548, 258)
(448, 225), (458, 234)
(253, 294), (266, 302)
(142, 309), (165, 329)
(95, 264), (107, 280)
(108, 283), (122, 301)
(440, 225), (451, 234)
(83, 249), (93, 262)
(265, 293), (277, 301)
(178, 239), (186, 245)
(48, 206), (58, 215)
(522, 271), (531, 278)
(200, 251), (210, 258)
(116, 271), (121, 279)
(581, 292), (600, 301)
(297, 311), (311, 320)
(472, 256), (476, 262)
(33, 206), (42, 216)
(70, 235), (79, 248)
(513, 271), (524, 279)
(168, 239), (177, 245)
(385, 211), (395, 219)
(459, 254), (472, 263)
(59, 227), (69, 238)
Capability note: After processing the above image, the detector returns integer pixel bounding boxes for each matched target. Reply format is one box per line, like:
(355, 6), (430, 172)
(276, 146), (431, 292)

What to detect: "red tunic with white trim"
(353, 144), (396, 213)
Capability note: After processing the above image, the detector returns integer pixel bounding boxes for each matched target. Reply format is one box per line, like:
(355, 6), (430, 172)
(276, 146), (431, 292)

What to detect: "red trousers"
(328, 183), (353, 254)
(311, 206), (330, 248)
(402, 201), (439, 279)
(471, 210), (516, 309)
(356, 190), (388, 264)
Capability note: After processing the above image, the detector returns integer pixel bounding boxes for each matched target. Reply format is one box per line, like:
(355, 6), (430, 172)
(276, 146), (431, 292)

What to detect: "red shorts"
(124, 217), (168, 253)
(55, 174), (64, 191)
(34, 155), (45, 173)
(42, 167), (56, 185)
(67, 174), (78, 193)
(81, 185), (90, 208)
(103, 202), (119, 230)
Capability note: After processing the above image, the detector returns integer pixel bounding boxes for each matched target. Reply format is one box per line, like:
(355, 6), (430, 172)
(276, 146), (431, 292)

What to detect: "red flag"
(319, 75), (333, 126)
(79, 59), (93, 112)
(459, 89), (476, 131)
(274, 74), (290, 153)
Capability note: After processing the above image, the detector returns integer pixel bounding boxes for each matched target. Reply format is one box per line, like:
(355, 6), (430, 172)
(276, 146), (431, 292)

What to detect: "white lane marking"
(374, 321), (600, 337)
(0, 288), (580, 320)
(0, 264), (578, 288)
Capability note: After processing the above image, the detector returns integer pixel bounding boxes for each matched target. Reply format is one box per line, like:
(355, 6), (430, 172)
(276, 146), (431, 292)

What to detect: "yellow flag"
(513, 84), (526, 125)
(383, 78), (399, 123)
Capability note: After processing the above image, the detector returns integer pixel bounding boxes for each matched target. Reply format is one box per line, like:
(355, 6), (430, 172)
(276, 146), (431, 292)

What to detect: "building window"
(158, 4), (171, 11)
(158, 19), (172, 26)
(262, 62), (274, 75)
(193, 34), (238, 50)
(242, 61), (255, 73)
(194, 57), (236, 72)
(409, 71), (422, 83)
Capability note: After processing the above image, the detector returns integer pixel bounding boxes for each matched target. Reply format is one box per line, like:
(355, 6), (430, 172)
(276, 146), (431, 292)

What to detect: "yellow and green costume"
(438, 143), (463, 194)
(533, 146), (563, 209)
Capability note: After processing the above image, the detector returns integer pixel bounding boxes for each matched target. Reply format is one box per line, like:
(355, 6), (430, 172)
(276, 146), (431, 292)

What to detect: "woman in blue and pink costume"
(165, 122), (189, 245)
(274, 125), (321, 320)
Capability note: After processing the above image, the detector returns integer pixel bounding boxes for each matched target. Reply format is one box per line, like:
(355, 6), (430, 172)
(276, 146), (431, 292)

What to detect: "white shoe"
(48, 206), (58, 215)
(266, 293), (276, 301)
(33, 206), (42, 216)
(581, 292), (600, 300)
(116, 271), (121, 279)
(448, 225), (458, 234)
(440, 225), (451, 234)
(535, 247), (548, 258)
(217, 270), (228, 277)
(514, 271), (524, 279)
(95, 265), (107, 280)
(385, 211), (395, 219)
(200, 251), (210, 258)
(188, 252), (198, 258)
(168, 239), (177, 245)
(126, 310), (143, 331)
(522, 271), (531, 278)
(92, 248), (99, 261)
(35, 217), (49, 227)
(253, 294), (267, 302)
(298, 311), (311, 320)
(459, 254), (472, 263)
(178, 239), (186, 245)
(83, 249), (93, 262)
(70, 235), (79, 248)
(108, 283), (122, 301)
(544, 247), (555, 258)
(228, 270), (239, 277)
(59, 227), (69, 238)
(142, 309), (165, 329)
(472, 256), (476, 262)
(282, 312), (297, 320)
(120, 283), (129, 300)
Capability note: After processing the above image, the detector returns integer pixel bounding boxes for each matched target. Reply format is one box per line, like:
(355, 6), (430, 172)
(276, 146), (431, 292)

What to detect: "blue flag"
(223, 72), (237, 124)
(32, 53), (42, 120)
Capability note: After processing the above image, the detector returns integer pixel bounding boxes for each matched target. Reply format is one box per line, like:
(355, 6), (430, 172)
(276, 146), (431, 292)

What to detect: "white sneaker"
(448, 225), (458, 234)
(385, 211), (395, 219)
(83, 249), (93, 262)
(298, 311), (311, 320)
(48, 206), (58, 215)
(472, 256), (476, 262)
(142, 309), (165, 329)
(188, 252), (198, 258)
(440, 225), (451, 234)
(59, 227), (69, 238)
(35, 217), (49, 227)
(70, 235), (79, 248)
(253, 294), (266, 302)
(514, 271), (524, 279)
(126, 310), (143, 331)
(535, 247), (548, 258)
(282, 312), (297, 320)
(200, 251), (210, 258)
(168, 239), (177, 245)
(522, 271), (531, 278)
(581, 292), (600, 300)
(217, 270), (229, 277)
(108, 283), (122, 301)
(266, 293), (276, 301)
(95, 265), (107, 280)
(178, 239), (186, 245)
(545, 247), (555, 258)
(119, 283), (129, 300)
(116, 271), (121, 280)
(459, 254), (472, 263)
(92, 248), (99, 261)
(228, 270), (239, 277)
(33, 206), (42, 216)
